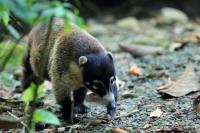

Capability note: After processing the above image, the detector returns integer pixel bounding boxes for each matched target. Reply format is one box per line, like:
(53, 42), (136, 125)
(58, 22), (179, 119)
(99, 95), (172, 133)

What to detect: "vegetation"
(0, 0), (84, 132)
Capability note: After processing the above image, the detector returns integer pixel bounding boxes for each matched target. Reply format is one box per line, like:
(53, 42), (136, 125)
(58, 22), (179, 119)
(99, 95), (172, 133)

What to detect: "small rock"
(160, 7), (188, 23)
(111, 128), (128, 133)
(88, 24), (107, 36)
(105, 127), (112, 133)
(116, 17), (139, 31)
(143, 123), (150, 129)
(43, 128), (56, 133)
(57, 127), (65, 132)
(150, 108), (163, 118)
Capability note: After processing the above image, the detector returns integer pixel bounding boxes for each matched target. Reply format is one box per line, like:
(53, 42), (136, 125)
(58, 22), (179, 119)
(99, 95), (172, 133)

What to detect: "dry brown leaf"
(176, 32), (200, 46)
(119, 43), (164, 56)
(0, 90), (12, 99)
(150, 108), (163, 118)
(155, 127), (184, 133)
(157, 64), (199, 97)
(112, 128), (128, 133)
(0, 116), (22, 129)
(193, 93), (200, 113)
(128, 65), (141, 76)
(196, 34), (200, 44)
(145, 70), (166, 78)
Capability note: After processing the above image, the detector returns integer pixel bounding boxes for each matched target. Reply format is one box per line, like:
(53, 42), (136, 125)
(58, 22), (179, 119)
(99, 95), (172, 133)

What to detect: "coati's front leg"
(59, 96), (73, 122)
(73, 87), (89, 114)
(58, 87), (89, 122)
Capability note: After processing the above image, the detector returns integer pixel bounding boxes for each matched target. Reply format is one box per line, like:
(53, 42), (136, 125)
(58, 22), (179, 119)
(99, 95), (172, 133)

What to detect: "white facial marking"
(110, 76), (115, 84)
(92, 85), (98, 90)
(102, 92), (115, 105)
(93, 80), (100, 83)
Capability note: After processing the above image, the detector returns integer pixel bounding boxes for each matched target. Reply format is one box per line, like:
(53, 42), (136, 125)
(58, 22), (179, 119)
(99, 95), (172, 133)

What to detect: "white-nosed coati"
(22, 18), (118, 121)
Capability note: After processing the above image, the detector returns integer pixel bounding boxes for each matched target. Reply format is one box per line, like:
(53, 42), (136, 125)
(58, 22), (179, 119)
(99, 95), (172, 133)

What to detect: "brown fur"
(24, 18), (106, 103)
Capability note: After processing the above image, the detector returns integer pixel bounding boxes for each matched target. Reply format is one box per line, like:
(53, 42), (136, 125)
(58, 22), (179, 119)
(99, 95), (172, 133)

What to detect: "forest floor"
(1, 7), (200, 133)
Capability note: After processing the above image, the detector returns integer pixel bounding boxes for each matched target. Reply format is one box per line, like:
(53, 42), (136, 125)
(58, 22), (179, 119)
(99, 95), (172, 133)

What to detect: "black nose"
(107, 101), (116, 117)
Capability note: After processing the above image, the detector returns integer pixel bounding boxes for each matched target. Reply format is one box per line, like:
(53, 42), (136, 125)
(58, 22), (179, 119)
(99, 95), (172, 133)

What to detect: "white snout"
(102, 92), (115, 105)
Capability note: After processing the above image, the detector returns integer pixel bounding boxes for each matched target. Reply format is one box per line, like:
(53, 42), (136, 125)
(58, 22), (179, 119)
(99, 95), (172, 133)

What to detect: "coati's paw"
(74, 104), (90, 114)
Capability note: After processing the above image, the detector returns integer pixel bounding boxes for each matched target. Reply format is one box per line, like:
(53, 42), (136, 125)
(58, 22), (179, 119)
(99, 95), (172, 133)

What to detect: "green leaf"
(22, 83), (45, 103)
(6, 25), (20, 39)
(22, 83), (36, 103)
(2, 11), (10, 25)
(33, 109), (60, 125)
(64, 19), (72, 33)
(37, 85), (46, 99)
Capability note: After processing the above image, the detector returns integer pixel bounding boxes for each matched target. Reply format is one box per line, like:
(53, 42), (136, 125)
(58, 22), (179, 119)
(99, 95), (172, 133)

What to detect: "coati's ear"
(107, 51), (113, 61)
(79, 56), (88, 66)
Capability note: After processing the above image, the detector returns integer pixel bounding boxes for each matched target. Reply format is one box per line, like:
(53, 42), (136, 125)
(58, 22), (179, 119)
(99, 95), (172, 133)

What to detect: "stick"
(114, 109), (138, 120)
(7, 111), (26, 127)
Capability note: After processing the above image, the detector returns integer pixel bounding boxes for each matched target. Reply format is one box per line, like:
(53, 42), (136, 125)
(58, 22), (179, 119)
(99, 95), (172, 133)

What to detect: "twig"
(7, 111), (26, 128)
(114, 109), (138, 120)
(66, 124), (81, 133)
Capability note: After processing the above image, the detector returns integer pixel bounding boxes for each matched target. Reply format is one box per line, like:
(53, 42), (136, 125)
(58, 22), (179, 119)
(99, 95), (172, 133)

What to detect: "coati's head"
(79, 52), (118, 117)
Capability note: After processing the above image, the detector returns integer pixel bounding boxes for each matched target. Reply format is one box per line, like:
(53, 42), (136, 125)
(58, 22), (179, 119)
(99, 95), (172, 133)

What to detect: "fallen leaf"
(145, 70), (166, 78)
(119, 43), (164, 56)
(128, 65), (141, 76)
(0, 90), (12, 99)
(112, 128), (128, 133)
(193, 93), (200, 113)
(0, 116), (22, 129)
(157, 64), (199, 97)
(155, 127), (184, 133)
(196, 34), (200, 46)
(176, 32), (200, 46)
(150, 108), (163, 118)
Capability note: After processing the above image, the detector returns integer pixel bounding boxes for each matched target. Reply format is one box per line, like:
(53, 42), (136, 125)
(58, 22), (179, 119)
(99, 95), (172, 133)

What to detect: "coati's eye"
(92, 85), (98, 90)
(92, 80), (104, 90)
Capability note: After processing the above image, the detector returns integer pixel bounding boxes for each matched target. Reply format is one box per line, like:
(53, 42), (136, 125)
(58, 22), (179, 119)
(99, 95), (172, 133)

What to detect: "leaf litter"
(157, 63), (200, 97)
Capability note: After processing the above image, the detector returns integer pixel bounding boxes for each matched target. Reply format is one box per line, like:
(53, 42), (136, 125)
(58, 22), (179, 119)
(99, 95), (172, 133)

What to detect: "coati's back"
(28, 18), (105, 78)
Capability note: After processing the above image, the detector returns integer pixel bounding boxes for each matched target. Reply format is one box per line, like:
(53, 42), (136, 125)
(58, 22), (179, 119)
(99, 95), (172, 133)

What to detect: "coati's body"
(23, 18), (118, 121)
